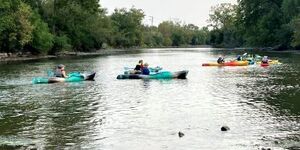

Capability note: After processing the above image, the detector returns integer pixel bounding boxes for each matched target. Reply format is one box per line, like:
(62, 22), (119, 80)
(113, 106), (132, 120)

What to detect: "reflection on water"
(0, 48), (300, 149)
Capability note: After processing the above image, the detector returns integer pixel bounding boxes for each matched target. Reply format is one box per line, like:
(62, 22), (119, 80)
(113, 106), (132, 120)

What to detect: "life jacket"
(54, 69), (63, 77)
(134, 64), (144, 71)
(142, 67), (150, 75)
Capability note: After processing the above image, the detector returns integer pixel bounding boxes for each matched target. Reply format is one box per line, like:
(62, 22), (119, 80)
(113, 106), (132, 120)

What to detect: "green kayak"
(117, 70), (188, 79)
(32, 72), (96, 84)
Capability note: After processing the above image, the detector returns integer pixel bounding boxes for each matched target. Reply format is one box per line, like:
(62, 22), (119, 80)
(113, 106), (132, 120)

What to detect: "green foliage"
(208, 3), (237, 30)
(2, 0), (300, 54)
(158, 21), (174, 46)
(209, 0), (300, 49)
(0, 0), (34, 52)
(281, 0), (300, 22)
(157, 21), (208, 47)
(292, 16), (300, 48)
(40, 0), (112, 52)
(52, 35), (71, 53)
(30, 10), (54, 54)
(238, 0), (284, 47)
(142, 26), (164, 47)
(16, 2), (34, 47)
(111, 8), (145, 48)
(208, 3), (241, 47)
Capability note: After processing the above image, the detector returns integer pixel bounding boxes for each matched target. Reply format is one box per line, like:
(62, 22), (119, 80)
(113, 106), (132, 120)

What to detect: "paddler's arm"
(62, 71), (68, 78)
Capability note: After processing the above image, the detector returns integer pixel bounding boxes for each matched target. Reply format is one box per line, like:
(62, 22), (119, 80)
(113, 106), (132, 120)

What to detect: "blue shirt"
(142, 68), (150, 75)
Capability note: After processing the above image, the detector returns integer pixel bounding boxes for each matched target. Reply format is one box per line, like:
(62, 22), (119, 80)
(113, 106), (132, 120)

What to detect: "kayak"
(202, 61), (248, 67)
(32, 72), (96, 84)
(261, 63), (269, 67)
(256, 60), (281, 65)
(124, 66), (163, 74)
(117, 70), (188, 79)
(248, 60), (255, 65)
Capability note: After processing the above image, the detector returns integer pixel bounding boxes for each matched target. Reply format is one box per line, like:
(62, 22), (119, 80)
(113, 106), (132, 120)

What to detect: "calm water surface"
(0, 48), (300, 149)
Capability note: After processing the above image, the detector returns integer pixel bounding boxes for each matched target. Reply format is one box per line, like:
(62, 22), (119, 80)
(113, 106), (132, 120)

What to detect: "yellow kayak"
(202, 61), (249, 66)
(256, 60), (282, 65)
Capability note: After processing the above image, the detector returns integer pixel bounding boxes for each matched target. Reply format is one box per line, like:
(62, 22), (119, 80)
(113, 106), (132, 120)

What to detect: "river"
(0, 48), (299, 149)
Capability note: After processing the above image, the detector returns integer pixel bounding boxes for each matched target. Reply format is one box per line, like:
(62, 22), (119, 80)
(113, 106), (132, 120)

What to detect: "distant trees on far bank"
(208, 0), (300, 50)
(0, 0), (299, 55)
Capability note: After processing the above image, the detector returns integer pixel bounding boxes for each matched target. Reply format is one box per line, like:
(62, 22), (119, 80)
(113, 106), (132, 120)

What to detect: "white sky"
(101, 0), (237, 27)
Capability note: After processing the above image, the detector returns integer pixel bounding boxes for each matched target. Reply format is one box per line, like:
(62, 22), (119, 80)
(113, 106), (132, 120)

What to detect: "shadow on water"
(234, 56), (300, 149)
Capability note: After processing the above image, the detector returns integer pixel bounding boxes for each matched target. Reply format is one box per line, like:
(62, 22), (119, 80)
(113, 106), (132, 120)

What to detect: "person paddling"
(261, 56), (269, 64)
(134, 60), (144, 74)
(236, 55), (242, 61)
(54, 64), (68, 78)
(217, 56), (225, 64)
(142, 63), (150, 75)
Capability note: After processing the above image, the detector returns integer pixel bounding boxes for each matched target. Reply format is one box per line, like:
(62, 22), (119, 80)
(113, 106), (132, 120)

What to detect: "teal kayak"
(117, 70), (188, 79)
(32, 72), (96, 84)
(124, 66), (163, 74)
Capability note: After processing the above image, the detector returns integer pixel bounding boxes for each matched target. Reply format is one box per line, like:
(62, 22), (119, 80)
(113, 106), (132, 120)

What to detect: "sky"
(101, 0), (237, 27)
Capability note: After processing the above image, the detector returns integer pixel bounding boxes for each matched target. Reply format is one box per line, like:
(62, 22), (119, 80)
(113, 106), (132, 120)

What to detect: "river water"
(0, 48), (299, 149)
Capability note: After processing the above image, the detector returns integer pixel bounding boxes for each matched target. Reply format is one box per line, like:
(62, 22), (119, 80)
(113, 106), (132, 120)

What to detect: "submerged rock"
(261, 148), (271, 150)
(221, 126), (230, 131)
(178, 131), (184, 138)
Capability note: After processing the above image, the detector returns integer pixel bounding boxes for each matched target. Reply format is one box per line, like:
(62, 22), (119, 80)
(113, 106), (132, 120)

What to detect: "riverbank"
(0, 49), (131, 62)
(0, 45), (212, 62)
(1, 46), (299, 62)
(0, 52), (56, 62)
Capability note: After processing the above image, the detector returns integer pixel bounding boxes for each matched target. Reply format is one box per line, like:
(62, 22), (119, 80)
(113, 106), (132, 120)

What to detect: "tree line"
(0, 0), (299, 55)
(209, 0), (300, 50)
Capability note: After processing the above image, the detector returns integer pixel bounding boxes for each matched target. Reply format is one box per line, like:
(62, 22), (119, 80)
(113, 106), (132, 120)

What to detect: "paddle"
(46, 69), (55, 77)
(124, 67), (135, 70)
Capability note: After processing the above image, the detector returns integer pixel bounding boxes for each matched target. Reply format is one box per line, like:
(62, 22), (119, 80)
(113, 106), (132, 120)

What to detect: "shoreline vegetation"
(0, 0), (299, 61)
(2, 46), (300, 62)
(0, 45), (212, 62)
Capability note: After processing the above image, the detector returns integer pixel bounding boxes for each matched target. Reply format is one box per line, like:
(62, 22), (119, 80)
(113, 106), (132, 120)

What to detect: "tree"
(238, 0), (284, 47)
(0, 0), (34, 52)
(111, 8), (145, 48)
(281, 0), (300, 22)
(208, 3), (241, 47)
(292, 16), (300, 48)
(158, 21), (175, 46)
(29, 10), (54, 54)
(208, 3), (237, 30)
(191, 27), (210, 45)
(142, 26), (163, 47)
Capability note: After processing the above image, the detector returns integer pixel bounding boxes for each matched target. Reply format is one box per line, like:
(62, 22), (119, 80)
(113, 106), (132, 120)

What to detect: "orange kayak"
(202, 61), (249, 67)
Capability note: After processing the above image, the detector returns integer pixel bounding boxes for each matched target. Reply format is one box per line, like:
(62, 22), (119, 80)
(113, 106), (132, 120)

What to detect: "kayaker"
(142, 63), (150, 75)
(236, 55), (242, 61)
(134, 60), (144, 74)
(261, 56), (269, 64)
(54, 64), (68, 78)
(217, 56), (225, 64)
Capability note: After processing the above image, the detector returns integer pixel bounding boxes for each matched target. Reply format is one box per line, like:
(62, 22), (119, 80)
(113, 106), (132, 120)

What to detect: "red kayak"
(261, 63), (269, 67)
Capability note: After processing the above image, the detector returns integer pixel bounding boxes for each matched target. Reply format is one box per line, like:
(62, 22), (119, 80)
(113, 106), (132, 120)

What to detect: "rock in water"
(178, 131), (184, 138)
(221, 126), (230, 131)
